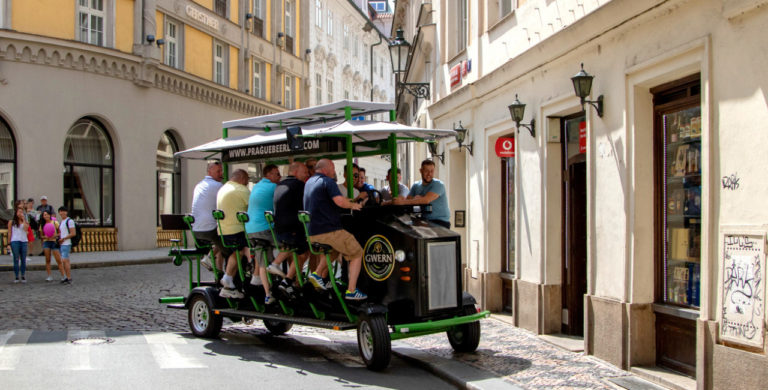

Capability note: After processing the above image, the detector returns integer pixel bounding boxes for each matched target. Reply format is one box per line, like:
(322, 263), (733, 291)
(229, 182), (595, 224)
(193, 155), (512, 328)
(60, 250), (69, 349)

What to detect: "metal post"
(345, 134), (354, 198)
(222, 128), (229, 180)
(389, 133), (398, 198)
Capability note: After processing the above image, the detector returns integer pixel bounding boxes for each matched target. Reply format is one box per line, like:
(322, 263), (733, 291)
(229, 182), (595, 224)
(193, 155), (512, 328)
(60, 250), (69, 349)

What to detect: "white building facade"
(308, 0), (396, 186)
(393, 0), (768, 388)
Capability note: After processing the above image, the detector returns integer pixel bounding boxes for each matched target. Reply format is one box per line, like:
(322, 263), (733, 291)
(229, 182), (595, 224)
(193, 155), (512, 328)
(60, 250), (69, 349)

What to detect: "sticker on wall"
(720, 232), (766, 349)
(363, 235), (395, 281)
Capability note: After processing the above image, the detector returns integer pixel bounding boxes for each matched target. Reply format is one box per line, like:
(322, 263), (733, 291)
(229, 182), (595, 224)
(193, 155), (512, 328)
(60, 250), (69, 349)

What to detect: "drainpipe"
(370, 31), (382, 102)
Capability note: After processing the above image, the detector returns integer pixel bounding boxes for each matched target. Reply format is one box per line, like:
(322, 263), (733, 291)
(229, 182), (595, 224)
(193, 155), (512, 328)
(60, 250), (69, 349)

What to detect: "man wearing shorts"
(271, 162), (311, 294)
(191, 161), (224, 272)
(303, 159), (366, 300)
(246, 164), (281, 304)
(57, 207), (76, 284)
(215, 169), (251, 299)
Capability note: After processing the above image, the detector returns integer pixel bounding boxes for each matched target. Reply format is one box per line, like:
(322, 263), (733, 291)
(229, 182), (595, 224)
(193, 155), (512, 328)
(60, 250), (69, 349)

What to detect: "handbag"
(26, 225), (35, 242)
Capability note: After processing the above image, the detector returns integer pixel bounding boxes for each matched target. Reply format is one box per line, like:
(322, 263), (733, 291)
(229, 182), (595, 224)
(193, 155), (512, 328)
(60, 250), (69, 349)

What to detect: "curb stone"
(392, 343), (524, 390)
(0, 257), (171, 272)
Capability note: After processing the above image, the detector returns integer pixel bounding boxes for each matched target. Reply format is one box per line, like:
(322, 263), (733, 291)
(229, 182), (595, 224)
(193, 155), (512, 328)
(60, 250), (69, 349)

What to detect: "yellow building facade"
(0, 0), (308, 251)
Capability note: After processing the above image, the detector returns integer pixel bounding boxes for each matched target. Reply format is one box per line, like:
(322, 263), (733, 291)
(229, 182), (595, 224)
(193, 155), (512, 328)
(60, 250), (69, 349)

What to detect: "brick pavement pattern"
(2, 263), (631, 389)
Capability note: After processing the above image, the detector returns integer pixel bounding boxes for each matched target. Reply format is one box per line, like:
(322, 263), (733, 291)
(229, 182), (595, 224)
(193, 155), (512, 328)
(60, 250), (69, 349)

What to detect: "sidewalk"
(0, 248), (171, 272)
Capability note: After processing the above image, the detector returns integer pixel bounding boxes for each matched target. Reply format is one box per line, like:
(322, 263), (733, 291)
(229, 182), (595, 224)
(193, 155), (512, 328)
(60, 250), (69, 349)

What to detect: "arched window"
(0, 118), (16, 226)
(63, 118), (114, 226)
(157, 131), (180, 226)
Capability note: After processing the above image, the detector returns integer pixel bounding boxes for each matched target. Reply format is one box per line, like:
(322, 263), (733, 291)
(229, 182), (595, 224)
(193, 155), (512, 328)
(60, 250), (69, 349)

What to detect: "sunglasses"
(353, 173), (359, 178)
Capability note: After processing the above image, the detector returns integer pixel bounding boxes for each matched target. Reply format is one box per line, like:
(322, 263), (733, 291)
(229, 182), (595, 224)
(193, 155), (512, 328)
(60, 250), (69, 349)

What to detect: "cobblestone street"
(2, 263), (635, 389)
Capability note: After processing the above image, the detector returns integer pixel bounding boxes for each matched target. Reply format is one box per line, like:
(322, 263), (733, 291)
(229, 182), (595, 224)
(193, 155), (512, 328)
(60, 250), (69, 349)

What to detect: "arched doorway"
(63, 117), (115, 227)
(0, 117), (16, 227)
(156, 131), (181, 226)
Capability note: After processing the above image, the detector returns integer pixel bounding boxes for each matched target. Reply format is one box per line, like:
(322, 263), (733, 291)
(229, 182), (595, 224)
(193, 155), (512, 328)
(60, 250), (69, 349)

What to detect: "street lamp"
(389, 29), (430, 99)
(571, 63), (604, 117)
(427, 139), (445, 165)
(508, 94), (535, 137)
(454, 121), (473, 155)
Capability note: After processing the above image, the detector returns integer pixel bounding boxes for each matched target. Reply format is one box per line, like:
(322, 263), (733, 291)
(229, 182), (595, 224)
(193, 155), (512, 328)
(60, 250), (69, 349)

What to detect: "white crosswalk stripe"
(0, 329), (31, 371)
(65, 330), (106, 370)
(143, 332), (207, 369)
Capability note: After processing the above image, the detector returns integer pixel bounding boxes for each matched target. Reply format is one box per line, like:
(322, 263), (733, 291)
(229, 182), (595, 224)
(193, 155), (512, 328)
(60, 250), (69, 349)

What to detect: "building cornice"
(428, 0), (670, 121)
(0, 30), (283, 117)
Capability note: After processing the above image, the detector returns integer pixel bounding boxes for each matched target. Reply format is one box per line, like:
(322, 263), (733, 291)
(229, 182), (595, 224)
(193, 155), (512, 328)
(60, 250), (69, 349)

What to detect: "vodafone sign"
(495, 137), (515, 158)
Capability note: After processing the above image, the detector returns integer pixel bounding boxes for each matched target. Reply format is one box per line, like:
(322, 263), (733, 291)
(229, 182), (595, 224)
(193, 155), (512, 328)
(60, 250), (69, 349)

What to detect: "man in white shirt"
(337, 163), (366, 204)
(191, 161), (224, 272)
(380, 168), (409, 203)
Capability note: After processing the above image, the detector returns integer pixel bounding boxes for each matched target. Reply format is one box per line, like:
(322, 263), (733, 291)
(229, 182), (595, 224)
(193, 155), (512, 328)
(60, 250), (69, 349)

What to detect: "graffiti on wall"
(721, 233), (765, 349)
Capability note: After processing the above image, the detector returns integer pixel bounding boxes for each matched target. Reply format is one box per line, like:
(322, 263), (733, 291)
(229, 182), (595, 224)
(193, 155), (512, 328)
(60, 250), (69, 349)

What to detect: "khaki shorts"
(310, 229), (363, 260)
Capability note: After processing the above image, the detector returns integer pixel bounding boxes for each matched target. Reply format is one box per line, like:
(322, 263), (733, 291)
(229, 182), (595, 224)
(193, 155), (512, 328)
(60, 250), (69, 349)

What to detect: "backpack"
(64, 218), (82, 247)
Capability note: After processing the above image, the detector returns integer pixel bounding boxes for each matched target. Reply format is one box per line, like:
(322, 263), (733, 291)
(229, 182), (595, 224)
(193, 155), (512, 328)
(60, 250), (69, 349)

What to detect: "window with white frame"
(284, 75), (295, 109)
(78, 0), (106, 46)
(343, 25), (349, 50)
(315, 0), (322, 28)
(316, 73), (322, 105)
(457, 0), (468, 52)
(501, 0), (514, 17)
(164, 19), (181, 69)
(285, 0), (294, 37)
(214, 41), (227, 85)
(327, 79), (333, 103)
(327, 10), (334, 36)
(252, 59), (263, 98)
(252, 0), (264, 38)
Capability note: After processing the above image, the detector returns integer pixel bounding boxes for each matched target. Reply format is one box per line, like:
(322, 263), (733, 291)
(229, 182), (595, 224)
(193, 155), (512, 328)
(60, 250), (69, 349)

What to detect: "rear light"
(400, 276), (411, 282)
(400, 266), (410, 272)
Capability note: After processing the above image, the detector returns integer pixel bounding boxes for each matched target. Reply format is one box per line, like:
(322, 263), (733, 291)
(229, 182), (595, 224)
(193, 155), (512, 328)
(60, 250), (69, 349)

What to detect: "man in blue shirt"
(393, 159), (451, 228)
(246, 164), (281, 304)
(303, 159), (366, 300)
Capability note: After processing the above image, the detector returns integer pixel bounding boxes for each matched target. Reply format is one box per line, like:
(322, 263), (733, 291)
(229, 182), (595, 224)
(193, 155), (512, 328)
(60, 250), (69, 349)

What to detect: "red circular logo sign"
(495, 137), (515, 158)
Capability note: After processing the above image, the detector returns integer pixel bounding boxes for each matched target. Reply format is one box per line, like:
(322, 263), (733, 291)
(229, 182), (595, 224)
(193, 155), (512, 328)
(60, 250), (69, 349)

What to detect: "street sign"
(495, 137), (515, 158)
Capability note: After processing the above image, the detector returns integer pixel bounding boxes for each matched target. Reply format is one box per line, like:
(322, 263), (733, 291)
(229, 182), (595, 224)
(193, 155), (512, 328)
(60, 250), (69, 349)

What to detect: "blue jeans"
(11, 241), (28, 278)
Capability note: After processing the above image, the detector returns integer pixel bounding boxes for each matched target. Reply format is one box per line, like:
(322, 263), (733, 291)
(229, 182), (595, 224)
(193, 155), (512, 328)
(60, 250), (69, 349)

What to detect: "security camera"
(156, 39), (166, 47)
(146, 34), (155, 43)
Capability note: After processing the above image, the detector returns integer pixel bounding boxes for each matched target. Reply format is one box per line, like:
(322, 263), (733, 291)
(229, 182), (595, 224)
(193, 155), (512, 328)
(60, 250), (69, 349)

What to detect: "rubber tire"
(357, 314), (391, 371)
(188, 294), (223, 338)
(263, 320), (293, 335)
(447, 306), (481, 353)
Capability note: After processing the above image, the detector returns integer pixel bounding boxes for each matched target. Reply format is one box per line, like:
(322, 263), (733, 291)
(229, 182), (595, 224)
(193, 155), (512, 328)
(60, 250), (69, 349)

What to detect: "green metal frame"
(264, 211), (324, 320)
(213, 210), (264, 312)
(390, 311), (491, 341)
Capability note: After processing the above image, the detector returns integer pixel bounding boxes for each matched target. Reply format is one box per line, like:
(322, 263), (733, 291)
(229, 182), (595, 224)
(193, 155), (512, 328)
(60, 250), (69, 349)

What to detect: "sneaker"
(264, 295), (276, 305)
(250, 274), (263, 286)
(277, 281), (295, 296)
(220, 275), (236, 289)
(308, 272), (326, 290)
(14, 278), (19, 284)
(219, 288), (244, 299)
(21, 276), (26, 284)
(200, 255), (213, 272)
(60, 278), (70, 284)
(46, 276), (53, 282)
(267, 263), (287, 278)
(345, 289), (367, 301)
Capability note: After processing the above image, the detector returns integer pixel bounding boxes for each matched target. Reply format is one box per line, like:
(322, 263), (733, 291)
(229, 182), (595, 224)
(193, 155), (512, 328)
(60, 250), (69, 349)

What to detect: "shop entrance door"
(562, 115), (587, 336)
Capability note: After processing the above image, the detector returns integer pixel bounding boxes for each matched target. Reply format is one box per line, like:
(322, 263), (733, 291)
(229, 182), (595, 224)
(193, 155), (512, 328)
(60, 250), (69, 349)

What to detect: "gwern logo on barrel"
(363, 235), (395, 281)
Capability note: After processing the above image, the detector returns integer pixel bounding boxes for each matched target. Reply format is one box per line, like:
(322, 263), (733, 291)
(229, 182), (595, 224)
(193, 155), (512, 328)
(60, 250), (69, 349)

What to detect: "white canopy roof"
(222, 100), (395, 131)
(176, 120), (456, 160)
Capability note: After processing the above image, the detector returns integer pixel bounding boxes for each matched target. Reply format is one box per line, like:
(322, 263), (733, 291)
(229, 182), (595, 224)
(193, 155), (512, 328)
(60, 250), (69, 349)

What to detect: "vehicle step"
(215, 309), (357, 330)
(167, 304), (186, 310)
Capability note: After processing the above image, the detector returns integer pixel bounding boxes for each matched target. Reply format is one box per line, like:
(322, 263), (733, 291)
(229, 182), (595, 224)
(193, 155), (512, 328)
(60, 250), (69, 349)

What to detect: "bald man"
(303, 159), (367, 300)
(191, 161), (224, 272)
(215, 169), (251, 299)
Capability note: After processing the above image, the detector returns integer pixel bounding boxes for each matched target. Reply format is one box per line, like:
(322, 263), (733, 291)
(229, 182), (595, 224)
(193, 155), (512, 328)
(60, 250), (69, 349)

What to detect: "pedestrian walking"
(7, 207), (29, 283)
(57, 206), (76, 284)
(39, 210), (65, 282)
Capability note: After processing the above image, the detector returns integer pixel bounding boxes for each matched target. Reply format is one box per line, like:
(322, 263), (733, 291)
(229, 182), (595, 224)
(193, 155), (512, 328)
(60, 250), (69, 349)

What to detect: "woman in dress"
(6, 207), (29, 283)
(39, 210), (65, 282)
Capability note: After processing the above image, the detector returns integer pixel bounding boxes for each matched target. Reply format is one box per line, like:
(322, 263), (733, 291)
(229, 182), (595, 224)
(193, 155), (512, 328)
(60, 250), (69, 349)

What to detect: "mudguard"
(187, 286), (220, 309)
(462, 291), (477, 307)
(357, 303), (388, 317)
